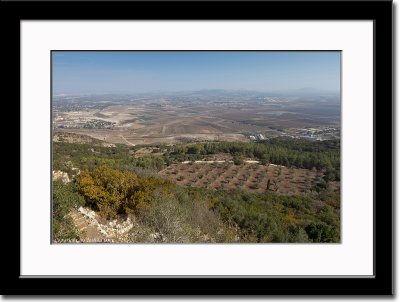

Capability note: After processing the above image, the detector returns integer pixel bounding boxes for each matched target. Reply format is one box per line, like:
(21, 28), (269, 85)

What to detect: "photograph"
(52, 51), (341, 244)
(4, 0), (391, 294)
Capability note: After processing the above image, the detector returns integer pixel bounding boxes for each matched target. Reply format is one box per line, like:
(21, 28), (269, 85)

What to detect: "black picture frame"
(2, 0), (393, 296)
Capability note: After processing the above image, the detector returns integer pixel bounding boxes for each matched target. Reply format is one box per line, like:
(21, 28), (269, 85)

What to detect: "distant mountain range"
(54, 88), (340, 99)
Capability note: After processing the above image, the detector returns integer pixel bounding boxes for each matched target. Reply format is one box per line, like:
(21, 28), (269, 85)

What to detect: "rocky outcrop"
(77, 207), (133, 241)
(53, 132), (116, 147)
(52, 170), (70, 183)
(150, 232), (166, 242)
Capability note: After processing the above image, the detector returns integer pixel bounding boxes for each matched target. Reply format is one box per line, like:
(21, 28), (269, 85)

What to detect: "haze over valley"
(53, 89), (340, 146)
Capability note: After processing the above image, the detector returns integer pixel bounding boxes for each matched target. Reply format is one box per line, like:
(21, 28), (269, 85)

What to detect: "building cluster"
(247, 127), (340, 141)
(282, 127), (340, 141)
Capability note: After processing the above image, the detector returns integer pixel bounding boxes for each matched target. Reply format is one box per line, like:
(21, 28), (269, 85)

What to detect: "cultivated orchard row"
(159, 162), (324, 195)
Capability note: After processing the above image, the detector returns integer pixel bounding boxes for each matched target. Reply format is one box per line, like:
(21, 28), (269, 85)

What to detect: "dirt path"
(182, 159), (262, 164)
(119, 134), (135, 146)
(69, 209), (106, 242)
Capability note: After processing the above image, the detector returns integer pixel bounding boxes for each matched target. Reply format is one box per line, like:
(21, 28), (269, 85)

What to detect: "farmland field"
(53, 91), (340, 145)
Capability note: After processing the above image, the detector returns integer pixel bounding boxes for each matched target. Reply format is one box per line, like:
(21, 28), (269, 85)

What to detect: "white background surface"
(8, 2), (396, 301)
(21, 20), (373, 278)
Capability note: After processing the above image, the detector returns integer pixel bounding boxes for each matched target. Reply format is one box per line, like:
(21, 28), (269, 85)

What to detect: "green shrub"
(52, 181), (85, 242)
(305, 222), (339, 243)
(233, 156), (244, 165)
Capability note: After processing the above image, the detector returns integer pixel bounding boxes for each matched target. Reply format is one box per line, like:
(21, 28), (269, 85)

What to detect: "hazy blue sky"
(52, 51), (340, 94)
